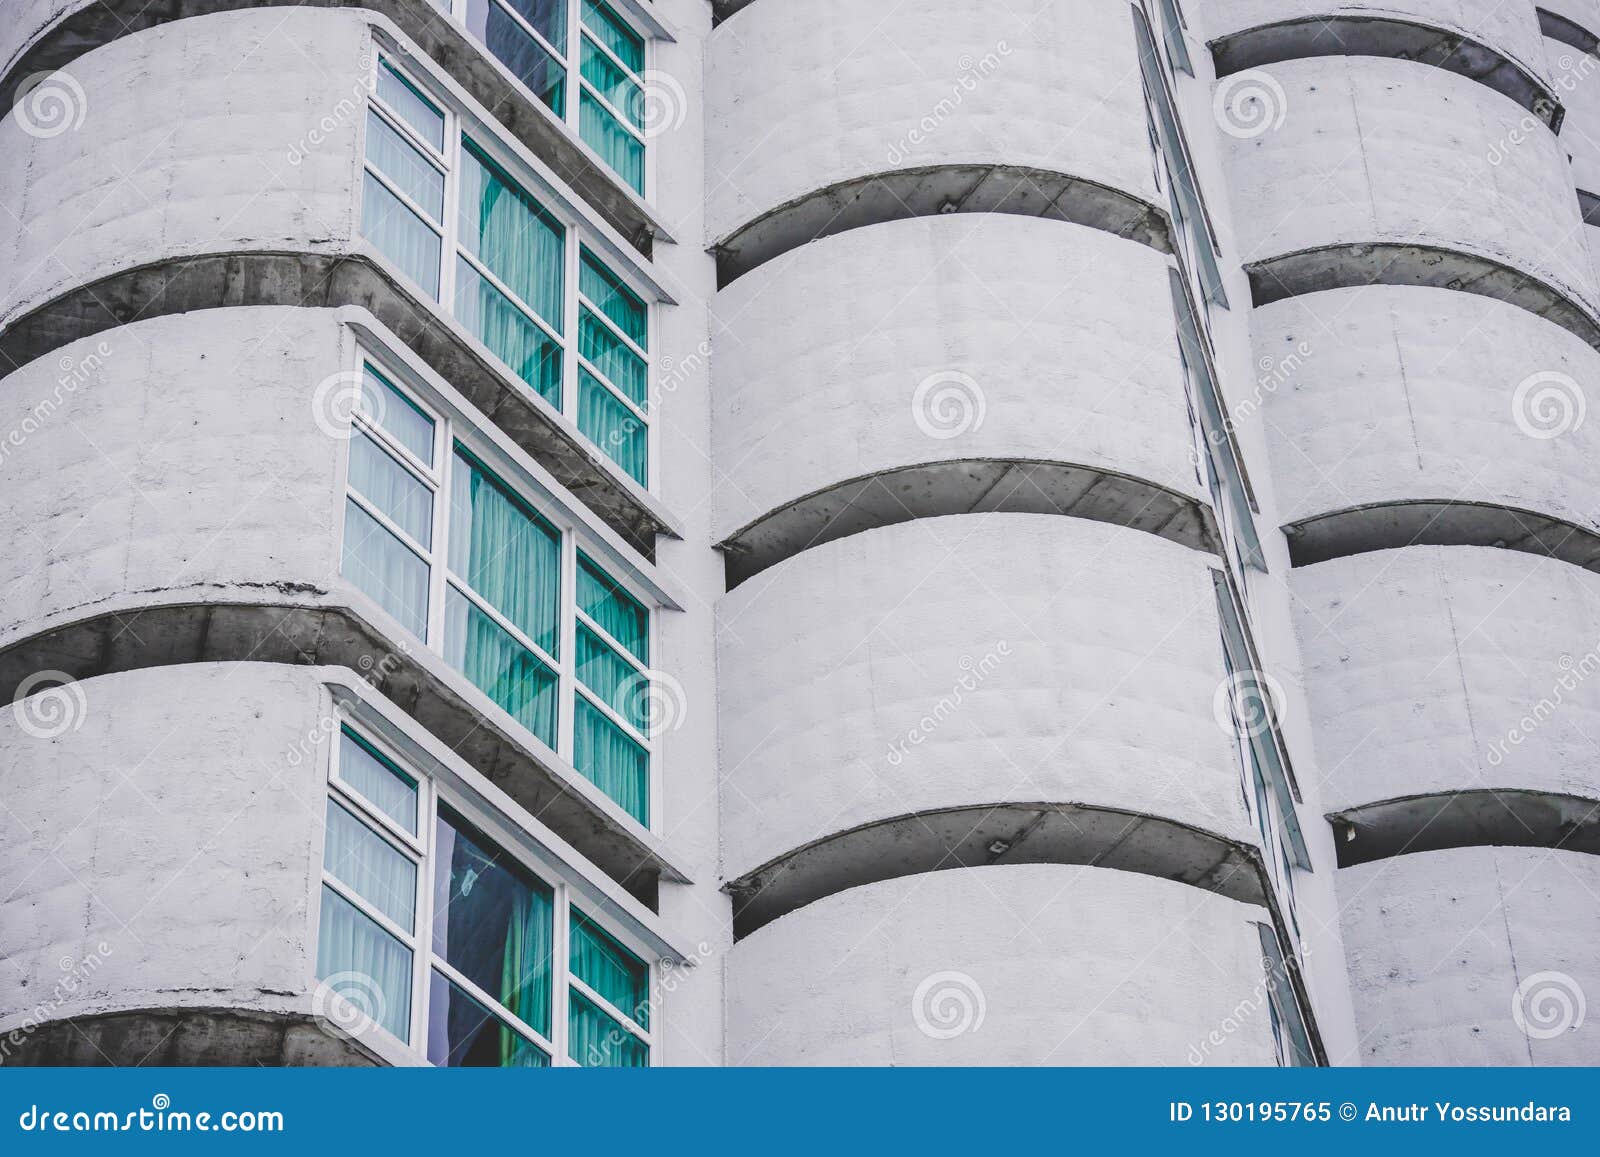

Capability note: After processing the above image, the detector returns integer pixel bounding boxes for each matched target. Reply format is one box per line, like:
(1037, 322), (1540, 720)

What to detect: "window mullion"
(563, 224), (581, 423)
(558, 532), (579, 765)
(554, 884), (572, 1064)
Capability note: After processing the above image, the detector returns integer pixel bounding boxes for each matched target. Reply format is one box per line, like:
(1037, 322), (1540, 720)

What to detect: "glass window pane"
(362, 177), (441, 299)
(581, 0), (643, 74)
(571, 907), (649, 1028)
(454, 258), (563, 406)
(579, 247), (647, 347)
(343, 498), (430, 638)
(445, 587), (559, 746)
(359, 365), (434, 466)
(447, 450), (560, 654)
(350, 430), (432, 548)
(432, 806), (554, 1035)
(338, 728), (418, 835)
(469, 0), (567, 115)
(568, 989), (647, 1067)
(578, 554), (647, 663)
(574, 695), (648, 822)
(580, 90), (644, 193)
(577, 625), (645, 731)
(365, 110), (444, 221)
(581, 36), (642, 130)
(457, 143), (565, 329)
(376, 61), (445, 152)
(578, 369), (647, 485)
(317, 884), (412, 1042)
(427, 970), (550, 1067)
(579, 306), (646, 406)
(324, 801), (417, 930)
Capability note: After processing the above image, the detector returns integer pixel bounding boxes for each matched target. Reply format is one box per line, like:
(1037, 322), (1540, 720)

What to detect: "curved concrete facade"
(1339, 846), (1600, 1064)
(716, 516), (1253, 888)
(726, 864), (1280, 1065)
(711, 215), (1213, 578)
(704, 0), (1167, 276)
(1257, 286), (1600, 557)
(1223, 57), (1600, 343)
(1292, 547), (1600, 817)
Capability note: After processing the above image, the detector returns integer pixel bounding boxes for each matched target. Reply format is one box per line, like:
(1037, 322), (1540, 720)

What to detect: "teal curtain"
(458, 143), (564, 328)
(499, 886), (554, 1052)
(427, 970), (550, 1067)
(577, 554), (647, 662)
(339, 728), (418, 835)
(568, 990), (647, 1067)
(363, 178), (441, 299)
(574, 696), (647, 822)
(580, 37), (641, 130)
(570, 908), (648, 1027)
(317, 885), (413, 1041)
(445, 589), (559, 746)
(454, 258), (562, 406)
(366, 111), (444, 219)
(582, 0), (642, 72)
(579, 91), (644, 193)
(350, 431), (431, 547)
(324, 801), (417, 930)
(448, 450), (560, 653)
(360, 365), (434, 465)
(579, 248), (647, 346)
(343, 498), (429, 639)
(577, 625), (646, 730)
(579, 307), (646, 405)
(578, 368), (647, 484)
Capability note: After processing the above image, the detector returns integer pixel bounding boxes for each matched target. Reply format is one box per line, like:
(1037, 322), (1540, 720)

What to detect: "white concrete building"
(0, 0), (1595, 1067)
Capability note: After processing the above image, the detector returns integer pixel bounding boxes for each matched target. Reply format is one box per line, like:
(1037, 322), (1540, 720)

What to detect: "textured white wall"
(1255, 285), (1600, 531)
(716, 515), (1250, 880)
(1549, 35), (1600, 194)
(710, 215), (1202, 540)
(1292, 546), (1600, 810)
(727, 864), (1280, 1065)
(1223, 57), (1596, 308)
(704, 0), (1160, 241)
(1339, 846), (1600, 1065)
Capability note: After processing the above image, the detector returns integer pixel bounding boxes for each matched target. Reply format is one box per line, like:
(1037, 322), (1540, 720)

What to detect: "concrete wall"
(710, 215), (1203, 542)
(716, 514), (1251, 881)
(727, 864), (1280, 1065)
(1223, 57), (1596, 310)
(704, 0), (1161, 243)
(1292, 546), (1600, 810)
(1256, 285), (1600, 532)
(1550, 36), (1600, 194)
(1339, 846), (1600, 1065)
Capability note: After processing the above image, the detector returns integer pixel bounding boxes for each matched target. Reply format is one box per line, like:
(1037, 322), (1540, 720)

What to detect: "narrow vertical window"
(577, 246), (649, 484)
(568, 906), (649, 1066)
(362, 60), (448, 298)
(573, 554), (651, 822)
(578, 0), (647, 193)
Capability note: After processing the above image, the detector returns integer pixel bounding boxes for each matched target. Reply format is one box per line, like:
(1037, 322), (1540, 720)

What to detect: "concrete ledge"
(1211, 17), (1562, 127)
(1540, 7), (1599, 54)
(1247, 243), (1600, 353)
(0, 0), (665, 252)
(712, 166), (1172, 287)
(724, 802), (1268, 939)
(718, 459), (1221, 588)
(0, 250), (676, 555)
(1330, 789), (1600, 867)
(1284, 500), (1600, 570)
(0, 1008), (381, 1067)
(0, 596), (689, 903)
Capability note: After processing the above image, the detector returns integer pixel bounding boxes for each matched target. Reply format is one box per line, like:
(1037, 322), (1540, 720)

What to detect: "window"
(360, 55), (656, 487)
(1154, 0), (1193, 77)
(461, 0), (652, 194)
(338, 351), (660, 825)
(316, 724), (658, 1065)
(1257, 924), (1316, 1066)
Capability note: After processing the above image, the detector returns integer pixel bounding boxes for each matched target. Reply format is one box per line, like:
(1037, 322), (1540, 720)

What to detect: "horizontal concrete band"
(1330, 789), (1600, 867)
(1284, 500), (1600, 571)
(1247, 244), (1600, 353)
(0, 1009), (376, 1067)
(1211, 17), (1562, 126)
(0, 0), (661, 252)
(712, 167), (1172, 287)
(1540, 7), (1598, 55)
(0, 251), (669, 555)
(0, 599), (680, 903)
(724, 803), (1269, 939)
(718, 459), (1221, 588)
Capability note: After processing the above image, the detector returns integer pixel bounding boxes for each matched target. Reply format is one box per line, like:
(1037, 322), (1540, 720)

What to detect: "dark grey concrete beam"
(713, 165), (1172, 287)
(718, 459), (1220, 589)
(1284, 500), (1600, 571)
(1330, 789), (1600, 867)
(0, 1009), (381, 1067)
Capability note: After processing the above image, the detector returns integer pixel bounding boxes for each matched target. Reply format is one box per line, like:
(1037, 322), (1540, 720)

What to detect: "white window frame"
(358, 50), (659, 492)
(337, 342), (663, 830)
(319, 717), (658, 1066)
